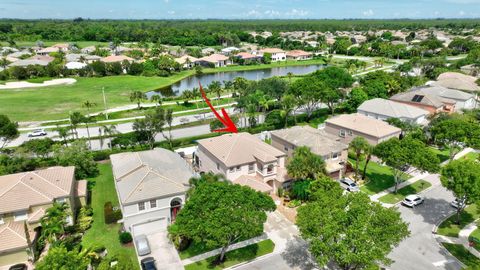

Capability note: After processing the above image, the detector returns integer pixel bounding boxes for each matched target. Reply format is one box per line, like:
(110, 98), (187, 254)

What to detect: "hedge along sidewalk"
(181, 233), (268, 265)
(184, 239), (275, 270)
(378, 179), (432, 204)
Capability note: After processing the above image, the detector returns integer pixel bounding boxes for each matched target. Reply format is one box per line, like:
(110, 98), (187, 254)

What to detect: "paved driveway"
(388, 182), (462, 270)
(137, 231), (183, 270)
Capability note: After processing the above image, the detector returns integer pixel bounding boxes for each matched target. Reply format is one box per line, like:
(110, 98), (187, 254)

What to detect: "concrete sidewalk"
(435, 220), (480, 259)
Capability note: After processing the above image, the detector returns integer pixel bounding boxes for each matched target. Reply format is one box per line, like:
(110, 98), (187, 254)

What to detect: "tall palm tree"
(130, 91), (147, 109)
(150, 94), (163, 107)
(99, 124), (118, 149)
(281, 94), (296, 127)
(56, 126), (70, 146)
(361, 144), (374, 180)
(286, 72), (293, 83)
(182, 90), (194, 105)
(208, 81), (222, 106)
(82, 101), (97, 149)
(191, 87), (200, 109)
(69, 112), (83, 139)
(349, 136), (369, 180)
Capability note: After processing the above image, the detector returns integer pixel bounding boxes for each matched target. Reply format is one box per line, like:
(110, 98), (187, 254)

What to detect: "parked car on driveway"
(9, 264), (27, 270)
(28, 129), (47, 137)
(451, 198), (466, 209)
(135, 235), (151, 256)
(141, 257), (157, 270)
(402, 194), (424, 207)
(339, 178), (360, 192)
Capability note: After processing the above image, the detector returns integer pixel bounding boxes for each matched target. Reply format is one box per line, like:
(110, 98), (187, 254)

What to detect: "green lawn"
(0, 74), (193, 122)
(82, 163), (139, 269)
(429, 147), (450, 163)
(184, 239), (275, 270)
(437, 204), (480, 237)
(349, 159), (411, 195)
(470, 229), (480, 252)
(379, 180), (432, 204)
(463, 152), (479, 162)
(441, 243), (480, 270)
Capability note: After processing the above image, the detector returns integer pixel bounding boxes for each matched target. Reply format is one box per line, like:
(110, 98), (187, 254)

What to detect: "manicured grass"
(470, 229), (480, 252)
(179, 241), (216, 260)
(463, 152), (479, 162)
(349, 158), (410, 195)
(184, 239), (275, 270)
(378, 180), (432, 204)
(0, 73), (194, 122)
(82, 163), (139, 269)
(437, 204), (480, 237)
(441, 243), (480, 269)
(26, 77), (53, 84)
(429, 147), (450, 163)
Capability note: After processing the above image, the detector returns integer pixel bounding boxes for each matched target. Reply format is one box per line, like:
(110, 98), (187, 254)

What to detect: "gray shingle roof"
(358, 98), (429, 119)
(110, 149), (193, 205)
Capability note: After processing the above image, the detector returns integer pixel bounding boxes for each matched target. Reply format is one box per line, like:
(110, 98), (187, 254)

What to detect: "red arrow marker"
(199, 83), (238, 133)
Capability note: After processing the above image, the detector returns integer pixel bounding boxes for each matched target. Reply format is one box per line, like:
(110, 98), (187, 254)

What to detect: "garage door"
(132, 218), (167, 237)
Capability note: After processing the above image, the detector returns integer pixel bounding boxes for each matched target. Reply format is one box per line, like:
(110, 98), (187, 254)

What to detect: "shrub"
(77, 206), (94, 232)
(104, 202), (115, 224)
(119, 232), (133, 244)
(288, 199), (301, 208)
(277, 187), (284, 197)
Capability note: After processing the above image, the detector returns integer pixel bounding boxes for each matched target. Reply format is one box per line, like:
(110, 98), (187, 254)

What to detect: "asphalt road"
(388, 181), (462, 270)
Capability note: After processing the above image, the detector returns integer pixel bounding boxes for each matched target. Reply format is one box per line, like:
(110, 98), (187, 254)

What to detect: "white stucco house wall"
(110, 148), (194, 236)
(357, 98), (430, 125)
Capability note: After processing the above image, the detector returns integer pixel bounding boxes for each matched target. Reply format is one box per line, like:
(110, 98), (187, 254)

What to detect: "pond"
(146, 64), (326, 98)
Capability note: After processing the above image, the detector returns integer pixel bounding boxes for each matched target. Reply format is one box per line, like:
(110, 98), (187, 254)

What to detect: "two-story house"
(195, 133), (289, 192)
(110, 148), (193, 237)
(0, 166), (87, 267)
(324, 113), (402, 146)
(271, 126), (348, 179)
(257, 48), (286, 62)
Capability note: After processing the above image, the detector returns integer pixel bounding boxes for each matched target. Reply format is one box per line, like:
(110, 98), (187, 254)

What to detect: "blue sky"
(1, 0), (479, 19)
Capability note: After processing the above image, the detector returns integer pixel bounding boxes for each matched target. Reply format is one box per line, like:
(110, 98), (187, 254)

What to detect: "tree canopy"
(287, 146), (326, 180)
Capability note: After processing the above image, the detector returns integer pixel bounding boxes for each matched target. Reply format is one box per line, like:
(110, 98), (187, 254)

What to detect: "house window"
(267, 164), (274, 174)
(248, 164), (254, 173)
(348, 130), (353, 136)
(216, 163), (220, 170)
(14, 211), (28, 221)
(150, 200), (157, 208)
(332, 152), (340, 160)
(229, 167), (235, 173)
(284, 146), (288, 151)
(138, 202), (145, 211)
(0, 214), (3, 225)
(56, 197), (66, 203)
(236, 166), (241, 171)
(339, 129), (346, 137)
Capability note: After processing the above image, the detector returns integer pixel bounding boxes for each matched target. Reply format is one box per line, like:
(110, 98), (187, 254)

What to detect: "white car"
(339, 178), (360, 192)
(135, 235), (151, 256)
(28, 129), (47, 137)
(451, 198), (466, 209)
(402, 195), (424, 207)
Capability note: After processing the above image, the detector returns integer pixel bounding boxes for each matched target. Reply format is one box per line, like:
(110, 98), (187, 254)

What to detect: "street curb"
(225, 252), (277, 269)
(431, 212), (466, 269)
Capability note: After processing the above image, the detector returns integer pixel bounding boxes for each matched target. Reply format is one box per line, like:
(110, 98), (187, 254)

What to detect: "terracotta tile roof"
(101, 55), (134, 63)
(175, 55), (199, 65)
(0, 221), (36, 253)
(199, 53), (229, 63)
(325, 113), (401, 138)
(235, 52), (258, 59)
(75, 180), (88, 198)
(271, 126), (348, 157)
(197, 133), (286, 167)
(110, 149), (193, 205)
(27, 207), (46, 223)
(0, 166), (75, 214)
(434, 72), (480, 92)
(233, 175), (272, 193)
(358, 98), (429, 119)
(259, 48), (285, 54)
(286, 50), (312, 57)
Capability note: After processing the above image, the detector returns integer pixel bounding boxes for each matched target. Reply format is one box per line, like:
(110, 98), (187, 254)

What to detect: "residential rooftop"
(325, 113), (401, 138)
(358, 98), (429, 119)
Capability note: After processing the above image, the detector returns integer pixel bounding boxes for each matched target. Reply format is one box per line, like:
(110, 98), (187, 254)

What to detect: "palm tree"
(56, 126), (70, 146)
(40, 203), (69, 243)
(130, 91), (147, 109)
(150, 94), (163, 107)
(286, 72), (293, 83)
(208, 81), (222, 106)
(69, 112), (83, 139)
(349, 137), (369, 180)
(182, 90), (194, 105)
(191, 87), (200, 109)
(82, 100), (97, 149)
(281, 94), (296, 127)
(99, 124), (118, 149)
(361, 144), (374, 180)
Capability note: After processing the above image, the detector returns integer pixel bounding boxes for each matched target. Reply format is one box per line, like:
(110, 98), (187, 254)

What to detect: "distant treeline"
(1, 19), (480, 46)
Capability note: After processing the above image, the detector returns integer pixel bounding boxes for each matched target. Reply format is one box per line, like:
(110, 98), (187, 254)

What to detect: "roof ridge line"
(0, 174), (24, 198)
(125, 169), (150, 202)
(19, 181), (53, 201)
(223, 134), (238, 165)
(6, 224), (26, 242)
(26, 171), (70, 195)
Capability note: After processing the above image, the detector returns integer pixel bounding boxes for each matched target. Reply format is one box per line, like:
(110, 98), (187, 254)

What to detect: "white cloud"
(362, 9), (374, 17)
(246, 9), (261, 17)
(167, 10), (175, 15)
(285, 9), (309, 17)
(459, 10), (466, 15)
(264, 10), (280, 16)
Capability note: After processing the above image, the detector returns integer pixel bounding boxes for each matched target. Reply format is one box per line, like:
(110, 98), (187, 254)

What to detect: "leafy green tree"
(56, 126), (70, 145)
(349, 137), (369, 180)
(21, 138), (54, 158)
(374, 137), (440, 193)
(69, 112), (83, 139)
(297, 190), (409, 270)
(133, 107), (166, 149)
(288, 76), (323, 119)
(53, 140), (99, 179)
(170, 180), (275, 263)
(291, 180), (311, 201)
(129, 91), (147, 109)
(441, 159), (480, 224)
(280, 94), (296, 127)
(150, 94), (163, 107)
(0, 114), (19, 149)
(345, 87), (368, 113)
(430, 116), (475, 160)
(208, 81), (223, 105)
(36, 245), (89, 270)
(40, 203), (69, 243)
(287, 146), (326, 180)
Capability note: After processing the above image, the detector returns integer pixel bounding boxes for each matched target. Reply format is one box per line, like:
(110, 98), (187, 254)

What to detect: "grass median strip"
(378, 180), (432, 204)
(437, 204), (479, 237)
(184, 239), (275, 270)
(441, 243), (480, 269)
